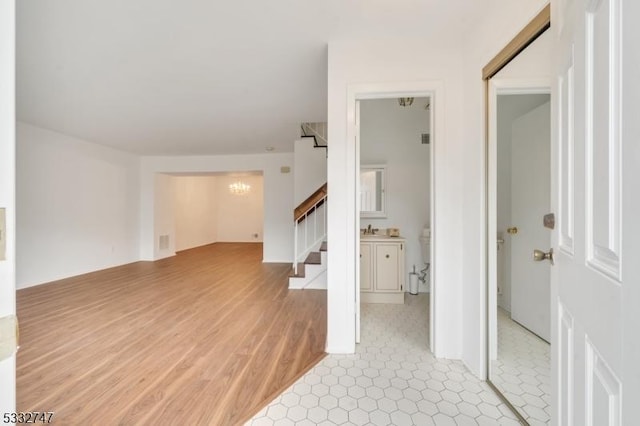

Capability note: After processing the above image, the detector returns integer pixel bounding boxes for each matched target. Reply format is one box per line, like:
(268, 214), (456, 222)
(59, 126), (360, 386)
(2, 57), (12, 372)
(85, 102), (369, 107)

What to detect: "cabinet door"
(360, 243), (373, 291)
(375, 243), (401, 292)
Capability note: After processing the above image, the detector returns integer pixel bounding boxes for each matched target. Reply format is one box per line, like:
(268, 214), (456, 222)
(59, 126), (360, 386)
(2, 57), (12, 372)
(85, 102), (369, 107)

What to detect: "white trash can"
(409, 272), (419, 295)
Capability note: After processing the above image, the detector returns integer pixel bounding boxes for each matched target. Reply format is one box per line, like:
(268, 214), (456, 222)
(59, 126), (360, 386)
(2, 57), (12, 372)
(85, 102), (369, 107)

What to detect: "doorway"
(354, 90), (435, 351)
(356, 97), (432, 349)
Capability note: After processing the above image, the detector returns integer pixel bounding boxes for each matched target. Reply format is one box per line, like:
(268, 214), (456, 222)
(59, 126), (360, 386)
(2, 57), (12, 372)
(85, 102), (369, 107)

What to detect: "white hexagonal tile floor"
(491, 308), (550, 425)
(247, 294), (522, 425)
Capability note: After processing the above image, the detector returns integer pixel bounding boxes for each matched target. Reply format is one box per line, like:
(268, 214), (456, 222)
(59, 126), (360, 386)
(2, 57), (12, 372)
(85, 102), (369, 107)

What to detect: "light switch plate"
(0, 208), (5, 261)
(0, 315), (18, 362)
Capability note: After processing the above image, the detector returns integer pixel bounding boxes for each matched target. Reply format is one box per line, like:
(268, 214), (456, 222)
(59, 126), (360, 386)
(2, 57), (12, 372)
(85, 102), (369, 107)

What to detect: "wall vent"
(159, 235), (170, 250)
(421, 133), (431, 145)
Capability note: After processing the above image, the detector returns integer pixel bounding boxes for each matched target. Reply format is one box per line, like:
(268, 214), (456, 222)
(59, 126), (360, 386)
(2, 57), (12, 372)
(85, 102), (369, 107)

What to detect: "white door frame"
(347, 80), (442, 352)
(0, 0), (17, 414)
(487, 78), (551, 363)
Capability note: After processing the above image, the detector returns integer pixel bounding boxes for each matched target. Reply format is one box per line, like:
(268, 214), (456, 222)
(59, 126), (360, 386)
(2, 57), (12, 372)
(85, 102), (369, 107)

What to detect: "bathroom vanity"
(360, 235), (405, 304)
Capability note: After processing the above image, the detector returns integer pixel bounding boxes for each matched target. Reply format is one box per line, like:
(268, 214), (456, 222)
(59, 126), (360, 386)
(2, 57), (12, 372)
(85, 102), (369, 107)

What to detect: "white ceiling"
(17, 0), (485, 155)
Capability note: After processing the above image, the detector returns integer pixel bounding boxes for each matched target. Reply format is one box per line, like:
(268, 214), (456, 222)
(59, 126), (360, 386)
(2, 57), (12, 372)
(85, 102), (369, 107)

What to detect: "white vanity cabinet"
(360, 237), (405, 304)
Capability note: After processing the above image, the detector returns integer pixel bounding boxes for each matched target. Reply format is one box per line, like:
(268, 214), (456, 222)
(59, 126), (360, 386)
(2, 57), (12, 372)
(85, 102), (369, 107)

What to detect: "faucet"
(362, 224), (378, 235)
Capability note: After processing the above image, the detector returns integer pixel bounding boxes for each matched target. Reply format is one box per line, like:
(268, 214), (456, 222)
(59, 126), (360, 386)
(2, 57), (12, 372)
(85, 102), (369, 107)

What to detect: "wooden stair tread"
(319, 242), (327, 252)
(304, 252), (321, 265)
(288, 263), (306, 278)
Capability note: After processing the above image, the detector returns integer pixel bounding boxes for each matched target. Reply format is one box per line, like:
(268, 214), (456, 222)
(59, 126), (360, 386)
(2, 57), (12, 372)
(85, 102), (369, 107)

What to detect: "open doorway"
(354, 94), (434, 353)
(154, 172), (264, 256)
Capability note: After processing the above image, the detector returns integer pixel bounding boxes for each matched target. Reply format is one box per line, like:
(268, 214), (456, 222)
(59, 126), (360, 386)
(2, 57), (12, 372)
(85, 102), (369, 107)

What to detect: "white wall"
(154, 173), (176, 258)
(360, 98), (431, 292)
(173, 176), (218, 251)
(216, 175), (263, 242)
(460, 0), (549, 377)
(326, 0), (549, 371)
(327, 40), (464, 356)
(0, 0), (16, 413)
(16, 122), (140, 288)
(172, 174), (264, 251)
(294, 139), (327, 205)
(140, 153), (293, 262)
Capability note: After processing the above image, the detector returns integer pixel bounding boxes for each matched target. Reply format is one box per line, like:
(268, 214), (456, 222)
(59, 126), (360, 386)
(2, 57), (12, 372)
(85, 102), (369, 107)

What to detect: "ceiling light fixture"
(229, 181), (251, 195)
(398, 97), (414, 107)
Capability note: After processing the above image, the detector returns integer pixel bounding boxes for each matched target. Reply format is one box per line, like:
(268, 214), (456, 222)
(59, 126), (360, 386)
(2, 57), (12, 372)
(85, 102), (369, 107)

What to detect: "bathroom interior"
(358, 96), (432, 346)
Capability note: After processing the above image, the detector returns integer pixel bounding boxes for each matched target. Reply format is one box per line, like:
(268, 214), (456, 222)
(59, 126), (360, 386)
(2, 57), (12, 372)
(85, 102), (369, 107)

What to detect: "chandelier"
(398, 97), (414, 107)
(229, 181), (251, 195)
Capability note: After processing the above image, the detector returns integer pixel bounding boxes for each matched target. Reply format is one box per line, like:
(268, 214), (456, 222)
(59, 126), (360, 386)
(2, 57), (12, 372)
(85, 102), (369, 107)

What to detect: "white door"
(552, 0), (639, 424)
(0, 0), (16, 414)
(510, 101), (551, 342)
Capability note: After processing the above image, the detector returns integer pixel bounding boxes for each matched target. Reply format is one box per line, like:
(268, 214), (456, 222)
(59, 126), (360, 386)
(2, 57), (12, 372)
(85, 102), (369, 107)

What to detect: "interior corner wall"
(216, 175), (264, 242)
(16, 122), (140, 288)
(459, 0), (550, 378)
(173, 175), (218, 251)
(140, 153), (292, 263)
(360, 98), (431, 292)
(327, 40), (466, 356)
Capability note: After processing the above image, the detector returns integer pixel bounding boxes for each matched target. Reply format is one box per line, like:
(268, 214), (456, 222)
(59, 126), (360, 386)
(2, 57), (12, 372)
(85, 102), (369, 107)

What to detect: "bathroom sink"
(360, 234), (399, 240)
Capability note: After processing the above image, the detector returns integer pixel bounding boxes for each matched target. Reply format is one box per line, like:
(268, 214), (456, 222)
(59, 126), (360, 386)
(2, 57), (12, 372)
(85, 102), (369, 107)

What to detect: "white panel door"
(510, 101), (551, 342)
(552, 0), (639, 424)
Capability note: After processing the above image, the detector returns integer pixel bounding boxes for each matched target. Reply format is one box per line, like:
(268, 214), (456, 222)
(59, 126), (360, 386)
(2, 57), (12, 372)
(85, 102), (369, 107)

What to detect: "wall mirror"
(360, 165), (386, 218)
(485, 5), (551, 426)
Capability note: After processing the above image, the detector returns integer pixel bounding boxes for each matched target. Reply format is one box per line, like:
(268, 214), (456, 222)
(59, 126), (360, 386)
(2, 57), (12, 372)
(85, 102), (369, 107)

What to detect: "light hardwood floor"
(16, 243), (327, 425)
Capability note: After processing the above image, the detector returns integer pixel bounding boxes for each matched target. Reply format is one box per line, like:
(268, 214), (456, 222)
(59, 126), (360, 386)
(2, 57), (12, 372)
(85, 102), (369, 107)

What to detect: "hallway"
(249, 294), (520, 425)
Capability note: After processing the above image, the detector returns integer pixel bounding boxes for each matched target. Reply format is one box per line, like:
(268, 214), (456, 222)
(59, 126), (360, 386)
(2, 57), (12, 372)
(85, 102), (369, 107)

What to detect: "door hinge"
(401, 244), (403, 250)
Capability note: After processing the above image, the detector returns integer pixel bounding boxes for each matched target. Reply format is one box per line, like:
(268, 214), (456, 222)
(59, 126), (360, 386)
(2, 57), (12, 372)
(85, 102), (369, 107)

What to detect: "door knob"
(507, 227), (518, 234)
(533, 248), (554, 265)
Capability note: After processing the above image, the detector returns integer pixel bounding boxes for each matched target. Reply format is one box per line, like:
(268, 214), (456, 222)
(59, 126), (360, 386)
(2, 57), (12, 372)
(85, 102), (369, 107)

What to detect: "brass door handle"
(507, 227), (518, 235)
(533, 248), (554, 265)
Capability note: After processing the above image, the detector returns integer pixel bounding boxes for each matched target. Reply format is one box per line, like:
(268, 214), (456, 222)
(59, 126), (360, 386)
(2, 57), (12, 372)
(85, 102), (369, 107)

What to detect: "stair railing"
(293, 183), (327, 275)
(301, 122), (328, 147)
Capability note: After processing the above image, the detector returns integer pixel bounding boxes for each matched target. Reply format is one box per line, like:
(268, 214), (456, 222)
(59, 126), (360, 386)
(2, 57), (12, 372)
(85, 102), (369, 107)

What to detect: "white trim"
(558, 48), (576, 257)
(585, 336), (622, 426)
(558, 301), (575, 426)
(584, 0), (622, 283)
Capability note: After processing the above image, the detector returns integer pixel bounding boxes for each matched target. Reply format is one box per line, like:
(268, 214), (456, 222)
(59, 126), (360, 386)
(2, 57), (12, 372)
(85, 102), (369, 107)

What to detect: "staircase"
(301, 122), (328, 156)
(289, 241), (327, 289)
(289, 183), (327, 290)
